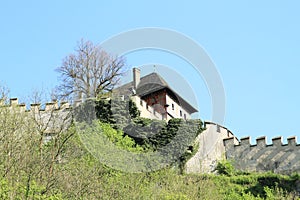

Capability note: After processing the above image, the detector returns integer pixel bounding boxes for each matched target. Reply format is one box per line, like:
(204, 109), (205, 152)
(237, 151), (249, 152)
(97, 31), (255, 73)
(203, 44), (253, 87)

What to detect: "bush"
(216, 160), (236, 176)
(94, 121), (144, 152)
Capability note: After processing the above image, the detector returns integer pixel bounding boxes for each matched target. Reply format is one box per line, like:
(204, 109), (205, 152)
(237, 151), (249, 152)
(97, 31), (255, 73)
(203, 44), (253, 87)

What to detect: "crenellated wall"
(1, 98), (72, 136)
(3, 98), (300, 174)
(5, 98), (71, 111)
(224, 136), (300, 174)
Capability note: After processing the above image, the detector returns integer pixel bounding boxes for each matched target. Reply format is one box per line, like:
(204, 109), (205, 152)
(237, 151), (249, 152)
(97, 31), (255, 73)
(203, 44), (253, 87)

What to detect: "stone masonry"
(224, 136), (300, 174)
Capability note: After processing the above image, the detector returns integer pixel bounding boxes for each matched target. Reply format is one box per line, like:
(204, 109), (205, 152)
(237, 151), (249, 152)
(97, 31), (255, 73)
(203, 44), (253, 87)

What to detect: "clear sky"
(0, 1), (299, 144)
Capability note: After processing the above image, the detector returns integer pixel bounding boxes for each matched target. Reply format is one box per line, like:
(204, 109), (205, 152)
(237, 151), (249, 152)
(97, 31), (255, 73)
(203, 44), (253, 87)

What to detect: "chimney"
(133, 67), (140, 90)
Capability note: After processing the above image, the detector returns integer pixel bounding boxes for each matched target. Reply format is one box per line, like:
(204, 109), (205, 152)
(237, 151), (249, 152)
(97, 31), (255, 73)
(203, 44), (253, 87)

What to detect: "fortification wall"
(5, 98), (71, 111)
(185, 121), (239, 173)
(1, 98), (72, 136)
(5, 98), (300, 174)
(224, 136), (300, 174)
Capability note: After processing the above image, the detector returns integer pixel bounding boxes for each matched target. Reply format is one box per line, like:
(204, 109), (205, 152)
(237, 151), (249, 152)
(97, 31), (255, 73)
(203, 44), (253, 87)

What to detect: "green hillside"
(0, 98), (299, 199)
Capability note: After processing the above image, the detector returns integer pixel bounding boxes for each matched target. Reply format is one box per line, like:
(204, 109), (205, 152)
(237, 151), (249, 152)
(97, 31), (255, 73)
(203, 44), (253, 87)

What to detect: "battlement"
(224, 135), (299, 148)
(1, 98), (71, 112)
(224, 135), (300, 174)
(1, 98), (72, 136)
(3, 97), (300, 175)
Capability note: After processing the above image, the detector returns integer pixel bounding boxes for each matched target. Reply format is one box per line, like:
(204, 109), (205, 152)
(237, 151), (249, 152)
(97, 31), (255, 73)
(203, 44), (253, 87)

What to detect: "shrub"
(216, 160), (236, 176)
(97, 121), (144, 152)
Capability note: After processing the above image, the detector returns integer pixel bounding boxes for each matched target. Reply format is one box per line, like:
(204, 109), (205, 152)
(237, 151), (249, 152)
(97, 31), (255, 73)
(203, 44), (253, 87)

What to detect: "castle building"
(114, 68), (198, 121)
(3, 69), (298, 175)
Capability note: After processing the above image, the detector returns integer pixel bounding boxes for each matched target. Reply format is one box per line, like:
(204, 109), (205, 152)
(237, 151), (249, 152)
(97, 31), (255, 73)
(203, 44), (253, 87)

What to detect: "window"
(140, 100), (143, 106)
(146, 104), (149, 110)
(172, 103), (174, 110)
(184, 114), (186, 120)
(217, 125), (221, 133)
(180, 110), (182, 117)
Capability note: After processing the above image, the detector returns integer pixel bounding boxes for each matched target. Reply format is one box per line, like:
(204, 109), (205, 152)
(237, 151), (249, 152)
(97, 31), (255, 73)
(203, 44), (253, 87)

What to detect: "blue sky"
(0, 1), (299, 144)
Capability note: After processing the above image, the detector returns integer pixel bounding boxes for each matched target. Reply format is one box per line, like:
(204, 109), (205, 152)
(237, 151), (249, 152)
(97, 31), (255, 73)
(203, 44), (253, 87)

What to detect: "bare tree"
(56, 39), (126, 100)
(0, 83), (9, 104)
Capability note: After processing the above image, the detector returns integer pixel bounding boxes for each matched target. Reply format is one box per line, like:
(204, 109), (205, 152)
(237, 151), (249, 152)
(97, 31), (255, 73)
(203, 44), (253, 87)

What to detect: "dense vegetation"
(74, 98), (203, 173)
(0, 97), (299, 199)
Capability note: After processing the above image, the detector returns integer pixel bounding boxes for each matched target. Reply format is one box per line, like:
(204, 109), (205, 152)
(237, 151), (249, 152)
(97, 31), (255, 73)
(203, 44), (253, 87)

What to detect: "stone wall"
(224, 136), (300, 174)
(1, 98), (71, 136)
(185, 121), (238, 173)
(4, 98), (300, 175)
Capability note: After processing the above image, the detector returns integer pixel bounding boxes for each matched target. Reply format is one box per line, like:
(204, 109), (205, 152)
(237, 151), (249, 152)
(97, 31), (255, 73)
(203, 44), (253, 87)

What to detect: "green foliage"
(160, 192), (189, 200)
(128, 98), (140, 118)
(212, 171), (300, 200)
(0, 107), (299, 199)
(123, 117), (166, 147)
(125, 118), (203, 151)
(1, 88), (299, 199)
(76, 98), (203, 171)
(149, 118), (183, 148)
(122, 118), (204, 172)
(0, 176), (63, 200)
(74, 97), (141, 129)
(132, 117), (153, 126)
(152, 119), (203, 171)
(95, 98), (113, 123)
(150, 119), (203, 149)
(98, 121), (143, 152)
(216, 160), (236, 176)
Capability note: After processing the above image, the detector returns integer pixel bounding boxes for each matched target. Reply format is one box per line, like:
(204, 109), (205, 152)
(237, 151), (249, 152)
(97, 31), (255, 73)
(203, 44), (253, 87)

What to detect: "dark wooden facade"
(141, 89), (167, 115)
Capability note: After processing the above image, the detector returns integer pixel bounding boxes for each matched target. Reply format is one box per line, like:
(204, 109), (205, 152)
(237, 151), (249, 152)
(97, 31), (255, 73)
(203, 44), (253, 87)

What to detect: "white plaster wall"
(185, 122), (238, 173)
(131, 96), (163, 120)
(165, 95), (191, 119)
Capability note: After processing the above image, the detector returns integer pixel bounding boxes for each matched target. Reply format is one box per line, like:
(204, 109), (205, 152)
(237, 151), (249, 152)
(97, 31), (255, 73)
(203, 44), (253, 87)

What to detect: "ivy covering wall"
(74, 97), (204, 170)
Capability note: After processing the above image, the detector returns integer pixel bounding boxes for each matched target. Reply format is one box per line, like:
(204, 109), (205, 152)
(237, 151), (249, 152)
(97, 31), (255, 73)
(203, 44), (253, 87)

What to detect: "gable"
(113, 72), (198, 114)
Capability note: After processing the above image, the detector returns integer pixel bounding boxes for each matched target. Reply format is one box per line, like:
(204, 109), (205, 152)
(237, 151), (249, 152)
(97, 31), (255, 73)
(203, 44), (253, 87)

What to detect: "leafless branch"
(56, 39), (127, 100)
